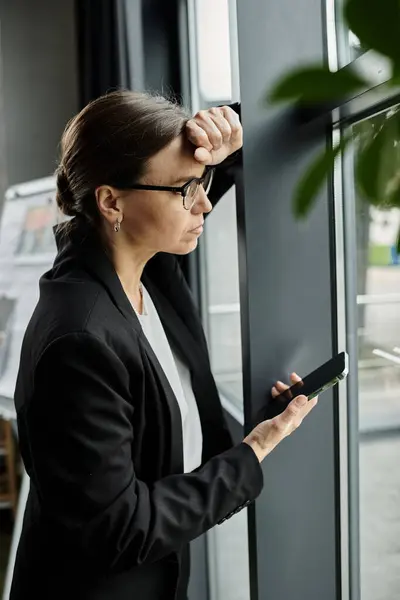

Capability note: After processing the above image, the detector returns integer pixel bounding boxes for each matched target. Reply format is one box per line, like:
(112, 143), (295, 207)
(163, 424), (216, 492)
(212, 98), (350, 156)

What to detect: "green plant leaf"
(345, 0), (400, 65)
(396, 227), (400, 253)
(267, 66), (368, 104)
(390, 63), (400, 85)
(356, 110), (400, 208)
(294, 137), (351, 218)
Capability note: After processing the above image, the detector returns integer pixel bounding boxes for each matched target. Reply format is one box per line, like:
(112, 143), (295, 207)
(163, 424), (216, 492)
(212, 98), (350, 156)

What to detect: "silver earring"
(114, 218), (121, 233)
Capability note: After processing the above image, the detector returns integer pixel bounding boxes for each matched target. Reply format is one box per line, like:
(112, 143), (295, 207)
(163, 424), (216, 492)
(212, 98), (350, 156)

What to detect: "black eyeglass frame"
(119, 167), (215, 210)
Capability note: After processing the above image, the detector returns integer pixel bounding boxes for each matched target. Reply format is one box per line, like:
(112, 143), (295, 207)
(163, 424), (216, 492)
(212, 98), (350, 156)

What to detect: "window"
(325, 1), (400, 594)
(204, 186), (243, 408)
(193, 0), (232, 102)
(188, 0), (242, 410)
(207, 510), (250, 600)
(334, 0), (393, 99)
(342, 110), (400, 600)
(186, 1), (249, 599)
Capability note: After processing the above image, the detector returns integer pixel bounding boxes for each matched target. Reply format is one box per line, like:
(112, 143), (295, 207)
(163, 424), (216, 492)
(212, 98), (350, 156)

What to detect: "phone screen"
(267, 352), (348, 417)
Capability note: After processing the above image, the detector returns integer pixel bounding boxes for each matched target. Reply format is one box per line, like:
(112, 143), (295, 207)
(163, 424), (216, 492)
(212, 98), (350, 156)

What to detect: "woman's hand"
(243, 373), (318, 463)
(185, 106), (243, 166)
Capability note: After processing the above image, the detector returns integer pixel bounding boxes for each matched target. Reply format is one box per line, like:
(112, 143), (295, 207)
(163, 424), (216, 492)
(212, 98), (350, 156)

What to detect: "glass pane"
(194, 0), (232, 101)
(334, 0), (368, 65)
(203, 187), (243, 410)
(345, 111), (400, 600)
(202, 190), (249, 600)
(358, 208), (400, 600)
(208, 511), (250, 600)
(358, 205), (400, 430)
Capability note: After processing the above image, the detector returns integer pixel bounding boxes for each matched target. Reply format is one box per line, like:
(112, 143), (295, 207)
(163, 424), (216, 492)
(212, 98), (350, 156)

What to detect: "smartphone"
(265, 351), (349, 418)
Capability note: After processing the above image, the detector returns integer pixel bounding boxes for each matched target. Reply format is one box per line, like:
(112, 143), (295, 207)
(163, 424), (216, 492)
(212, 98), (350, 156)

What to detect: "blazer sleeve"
(26, 331), (263, 571)
(207, 102), (242, 211)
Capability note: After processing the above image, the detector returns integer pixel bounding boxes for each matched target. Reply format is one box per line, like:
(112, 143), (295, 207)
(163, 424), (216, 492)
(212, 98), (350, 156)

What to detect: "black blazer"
(10, 144), (263, 600)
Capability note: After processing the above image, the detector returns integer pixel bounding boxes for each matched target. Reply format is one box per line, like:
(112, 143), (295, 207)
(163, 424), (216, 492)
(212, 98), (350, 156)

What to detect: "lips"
(190, 222), (204, 232)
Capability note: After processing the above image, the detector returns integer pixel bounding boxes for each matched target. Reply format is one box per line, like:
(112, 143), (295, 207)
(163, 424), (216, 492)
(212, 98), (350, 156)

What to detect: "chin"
(171, 238), (199, 255)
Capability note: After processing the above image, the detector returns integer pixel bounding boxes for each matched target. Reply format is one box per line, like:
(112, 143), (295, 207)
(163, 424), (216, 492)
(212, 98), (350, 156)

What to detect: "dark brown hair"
(55, 90), (190, 227)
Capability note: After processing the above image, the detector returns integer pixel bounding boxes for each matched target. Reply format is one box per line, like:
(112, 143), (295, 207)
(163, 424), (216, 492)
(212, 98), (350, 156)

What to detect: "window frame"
(184, 1), (400, 599)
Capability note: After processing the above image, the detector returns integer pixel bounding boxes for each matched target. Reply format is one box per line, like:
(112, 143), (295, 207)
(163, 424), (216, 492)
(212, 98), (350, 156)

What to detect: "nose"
(192, 185), (212, 214)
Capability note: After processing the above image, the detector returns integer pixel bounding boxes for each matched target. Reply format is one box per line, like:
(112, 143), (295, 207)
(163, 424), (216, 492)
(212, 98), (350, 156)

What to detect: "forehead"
(144, 134), (204, 184)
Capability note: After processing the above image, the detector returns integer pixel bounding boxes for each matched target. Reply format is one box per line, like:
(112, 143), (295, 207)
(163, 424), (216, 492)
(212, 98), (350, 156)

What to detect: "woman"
(11, 91), (317, 600)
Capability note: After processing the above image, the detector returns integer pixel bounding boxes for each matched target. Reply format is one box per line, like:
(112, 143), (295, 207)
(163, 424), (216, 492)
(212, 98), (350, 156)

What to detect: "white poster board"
(0, 177), (59, 600)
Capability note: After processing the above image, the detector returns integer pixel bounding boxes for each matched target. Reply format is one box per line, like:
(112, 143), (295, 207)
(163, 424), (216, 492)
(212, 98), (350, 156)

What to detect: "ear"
(95, 185), (124, 226)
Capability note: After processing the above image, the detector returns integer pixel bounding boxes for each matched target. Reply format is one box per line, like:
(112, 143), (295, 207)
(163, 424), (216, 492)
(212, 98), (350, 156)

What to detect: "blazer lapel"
(53, 221), (184, 474)
(136, 330), (184, 475)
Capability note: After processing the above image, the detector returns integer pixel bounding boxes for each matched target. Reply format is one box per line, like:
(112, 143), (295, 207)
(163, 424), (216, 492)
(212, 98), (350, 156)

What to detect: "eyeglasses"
(124, 168), (215, 211)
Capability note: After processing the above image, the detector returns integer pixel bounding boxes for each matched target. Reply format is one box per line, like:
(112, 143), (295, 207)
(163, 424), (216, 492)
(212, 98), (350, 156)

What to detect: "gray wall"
(236, 1), (341, 599)
(0, 0), (78, 202)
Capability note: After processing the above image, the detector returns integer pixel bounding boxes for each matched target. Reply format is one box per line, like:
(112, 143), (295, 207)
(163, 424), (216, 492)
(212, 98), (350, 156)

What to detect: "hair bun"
(56, 167), (78, 217)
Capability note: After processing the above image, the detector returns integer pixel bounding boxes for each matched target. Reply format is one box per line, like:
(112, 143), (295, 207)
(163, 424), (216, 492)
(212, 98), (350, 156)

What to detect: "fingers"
(250, 386), (318, 461)
(186, 106), (242, 153)
(276, 389), (318, 428)
(271, 372), (304, 401)
(282, 393), (318, 426)
(279, 394), (308, 426)
(186, 105), (243, 167)
(193, 146), (213, 164)
(185, 120), (213, 152)
(290, 372), (302, 385)
(219, 105), (243, 145)
(271, 380), (288, 398)
(187, 110), (224, 150)
(208, 108), (233, 145)
(306, 395), (318, 413)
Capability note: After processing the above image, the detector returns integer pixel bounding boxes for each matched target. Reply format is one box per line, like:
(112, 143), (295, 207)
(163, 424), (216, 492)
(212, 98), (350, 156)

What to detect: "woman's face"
(112, 134), (213, 256)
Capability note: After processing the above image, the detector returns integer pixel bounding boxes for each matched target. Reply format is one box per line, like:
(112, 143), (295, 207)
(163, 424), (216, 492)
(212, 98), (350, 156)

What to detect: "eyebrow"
(172, 168), (207, 185)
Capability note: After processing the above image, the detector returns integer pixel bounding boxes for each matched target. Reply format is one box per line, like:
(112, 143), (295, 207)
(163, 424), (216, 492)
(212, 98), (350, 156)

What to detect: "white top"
(135, 284), (203, 473)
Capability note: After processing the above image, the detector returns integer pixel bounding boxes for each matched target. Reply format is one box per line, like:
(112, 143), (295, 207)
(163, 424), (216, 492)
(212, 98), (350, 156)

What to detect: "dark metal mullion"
(322, 3), (345, 595)
(334, 89), (400, 127)
(236, 1), (341, 599)
(235, 166), (259, 600)
(342, 140), (361, 600)
(326, 127), (346, 600)
(294, 88), (400, 133)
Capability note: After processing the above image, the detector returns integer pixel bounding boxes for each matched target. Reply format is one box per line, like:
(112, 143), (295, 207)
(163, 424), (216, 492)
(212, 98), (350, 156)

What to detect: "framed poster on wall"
(0, 176), (60, 600)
